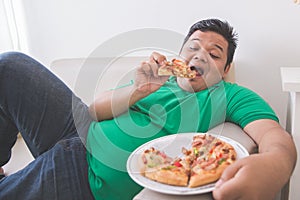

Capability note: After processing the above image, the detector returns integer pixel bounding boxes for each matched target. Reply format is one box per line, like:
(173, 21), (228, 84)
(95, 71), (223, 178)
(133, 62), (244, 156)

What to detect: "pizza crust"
(157, 66), (174, 76)
(189, 162), (230, 187)
(143, 166), (189, 186)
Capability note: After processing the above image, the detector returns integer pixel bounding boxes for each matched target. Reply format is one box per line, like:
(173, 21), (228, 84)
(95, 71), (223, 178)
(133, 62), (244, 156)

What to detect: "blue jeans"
(0, 52), (94, 199)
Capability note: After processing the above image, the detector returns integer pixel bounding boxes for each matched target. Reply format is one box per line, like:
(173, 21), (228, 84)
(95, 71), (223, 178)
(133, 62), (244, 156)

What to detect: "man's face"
(177, 30), (230, 92)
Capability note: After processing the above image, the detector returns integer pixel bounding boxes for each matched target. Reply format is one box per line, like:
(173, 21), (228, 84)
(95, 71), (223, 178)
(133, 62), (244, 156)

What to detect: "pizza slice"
(158, 58), (196, 78)
(188, 135), (237, 187)
(141, 147), (172, 168)
(141, 147), (189, 186)
(181, 134), (217, 167)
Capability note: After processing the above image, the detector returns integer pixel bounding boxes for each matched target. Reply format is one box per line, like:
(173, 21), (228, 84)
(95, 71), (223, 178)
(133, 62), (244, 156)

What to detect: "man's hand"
(134, 52), (169, 95)
(213, 154), (283, 200)
(213, 119), (296, 200)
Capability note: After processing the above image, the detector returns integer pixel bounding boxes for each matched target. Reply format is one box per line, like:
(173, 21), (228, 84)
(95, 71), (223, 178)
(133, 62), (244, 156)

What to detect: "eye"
(210, 53), (219, 59)
(189, 46), (199, 51)
(186, 41), (200, 51)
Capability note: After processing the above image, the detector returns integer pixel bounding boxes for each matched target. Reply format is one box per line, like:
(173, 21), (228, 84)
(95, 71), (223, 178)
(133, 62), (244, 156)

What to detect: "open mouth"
(190, 66), (204, 77)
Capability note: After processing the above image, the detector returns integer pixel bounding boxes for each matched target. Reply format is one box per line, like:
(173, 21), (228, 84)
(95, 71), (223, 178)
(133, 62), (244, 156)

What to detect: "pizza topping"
(218, 158), (226, 165)
(142, 147), (172, 167)
(173, 160), (183, 167)
(162, 165), (176, 170)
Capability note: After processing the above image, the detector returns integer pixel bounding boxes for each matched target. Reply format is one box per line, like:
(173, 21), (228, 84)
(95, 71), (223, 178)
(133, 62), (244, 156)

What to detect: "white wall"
(0, 0), (13, 51)
(6, 0), (300, 126)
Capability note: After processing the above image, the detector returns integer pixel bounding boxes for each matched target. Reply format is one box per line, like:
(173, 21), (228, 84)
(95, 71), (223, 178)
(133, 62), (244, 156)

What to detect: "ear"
(223, 63), (235, 83)
(224, 63), (232, 74)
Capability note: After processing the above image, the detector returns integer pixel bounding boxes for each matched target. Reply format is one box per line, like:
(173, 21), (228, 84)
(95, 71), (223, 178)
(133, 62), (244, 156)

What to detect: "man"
(88, 19), (297, 200)
(0, 18), (297, 200)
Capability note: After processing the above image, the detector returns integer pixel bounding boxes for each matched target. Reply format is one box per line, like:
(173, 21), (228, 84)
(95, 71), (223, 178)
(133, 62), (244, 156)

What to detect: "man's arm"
(88, 84), (150, 121)
(213, 119), (297, 200)
(89, 52), (169, 121)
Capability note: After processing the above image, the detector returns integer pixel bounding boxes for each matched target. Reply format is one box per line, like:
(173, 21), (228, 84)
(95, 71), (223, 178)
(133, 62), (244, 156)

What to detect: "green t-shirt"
(86, 77), (278, 200)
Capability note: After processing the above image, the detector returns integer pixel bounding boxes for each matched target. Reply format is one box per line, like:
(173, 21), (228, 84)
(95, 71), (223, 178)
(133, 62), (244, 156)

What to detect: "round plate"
(126, 133), (249, 195)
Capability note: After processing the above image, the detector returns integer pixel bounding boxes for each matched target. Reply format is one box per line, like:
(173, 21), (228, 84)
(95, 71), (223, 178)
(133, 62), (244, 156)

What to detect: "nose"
(193, 49), (208, 64)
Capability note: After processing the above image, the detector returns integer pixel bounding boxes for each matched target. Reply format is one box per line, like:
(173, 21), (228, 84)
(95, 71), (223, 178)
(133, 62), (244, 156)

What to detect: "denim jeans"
(0, 52), (94, 199)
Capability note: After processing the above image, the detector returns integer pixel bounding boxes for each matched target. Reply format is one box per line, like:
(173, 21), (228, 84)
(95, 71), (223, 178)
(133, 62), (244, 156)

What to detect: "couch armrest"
(209, 122), (257, 154)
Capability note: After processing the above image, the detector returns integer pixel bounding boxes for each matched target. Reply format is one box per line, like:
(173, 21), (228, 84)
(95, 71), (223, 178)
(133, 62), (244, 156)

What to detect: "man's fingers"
(138, 61), (149, 75)
(215, 162), (241, 188)
(213, 178), (242, 200)
(150, 52), (167, 65)
(213, 162), (243, 200)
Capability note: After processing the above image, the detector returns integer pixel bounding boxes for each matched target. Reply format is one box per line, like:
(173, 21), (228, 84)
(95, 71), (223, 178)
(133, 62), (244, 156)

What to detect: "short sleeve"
(225, 84), (279, 128)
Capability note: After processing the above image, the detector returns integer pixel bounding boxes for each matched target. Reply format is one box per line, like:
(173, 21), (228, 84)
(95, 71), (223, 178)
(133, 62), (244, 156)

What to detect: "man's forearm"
(245, 119), (297, 186)
(88, 84), (147, 121)
(258, 127), (297, 182)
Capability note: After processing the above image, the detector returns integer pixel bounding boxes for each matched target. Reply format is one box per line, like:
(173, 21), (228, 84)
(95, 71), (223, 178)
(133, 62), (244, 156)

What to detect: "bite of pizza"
(158, 59), (196, 78)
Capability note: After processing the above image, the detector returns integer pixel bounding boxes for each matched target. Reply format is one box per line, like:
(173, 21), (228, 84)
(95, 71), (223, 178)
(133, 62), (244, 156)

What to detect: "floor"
(2, 137), (34, 175)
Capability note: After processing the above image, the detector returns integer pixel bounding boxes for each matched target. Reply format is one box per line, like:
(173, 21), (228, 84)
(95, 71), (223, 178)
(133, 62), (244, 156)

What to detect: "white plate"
(126, 133), (249, 195)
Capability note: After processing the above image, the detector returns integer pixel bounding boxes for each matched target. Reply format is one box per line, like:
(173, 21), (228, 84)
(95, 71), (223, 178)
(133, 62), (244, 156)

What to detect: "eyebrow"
(190, 38), (224, 52)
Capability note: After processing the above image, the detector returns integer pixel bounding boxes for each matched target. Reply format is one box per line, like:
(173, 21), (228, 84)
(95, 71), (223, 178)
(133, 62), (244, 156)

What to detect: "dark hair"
(182, 18), (238, 68)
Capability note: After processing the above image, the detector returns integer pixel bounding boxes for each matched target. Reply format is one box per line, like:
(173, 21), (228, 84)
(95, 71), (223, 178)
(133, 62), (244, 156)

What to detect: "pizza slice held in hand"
(158, 58), (196, 78)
